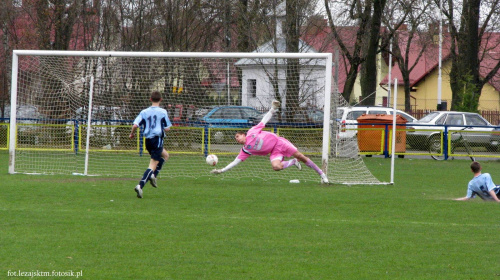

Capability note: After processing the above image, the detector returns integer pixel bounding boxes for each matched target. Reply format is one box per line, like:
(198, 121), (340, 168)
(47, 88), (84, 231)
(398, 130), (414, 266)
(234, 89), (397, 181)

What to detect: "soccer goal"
(8, 50), (383, 184)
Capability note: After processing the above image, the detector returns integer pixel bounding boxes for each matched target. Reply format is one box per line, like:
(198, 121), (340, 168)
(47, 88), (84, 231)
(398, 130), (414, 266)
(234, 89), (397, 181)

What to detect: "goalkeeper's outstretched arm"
(211, 158), (242, 174)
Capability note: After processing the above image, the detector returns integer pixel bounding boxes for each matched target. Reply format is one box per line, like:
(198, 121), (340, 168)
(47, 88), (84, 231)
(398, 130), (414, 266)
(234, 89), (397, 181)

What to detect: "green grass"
(1, 151), (499, 279)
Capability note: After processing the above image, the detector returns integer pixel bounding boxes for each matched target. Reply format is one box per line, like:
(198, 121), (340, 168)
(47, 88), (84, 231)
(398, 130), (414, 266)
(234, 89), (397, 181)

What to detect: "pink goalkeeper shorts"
(270, 137), (298, 161)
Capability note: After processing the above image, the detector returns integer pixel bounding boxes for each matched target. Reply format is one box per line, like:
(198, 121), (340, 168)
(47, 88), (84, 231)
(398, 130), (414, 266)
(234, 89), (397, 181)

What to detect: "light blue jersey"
(133, 106), (172, 139)
(466, 173), (499, 200)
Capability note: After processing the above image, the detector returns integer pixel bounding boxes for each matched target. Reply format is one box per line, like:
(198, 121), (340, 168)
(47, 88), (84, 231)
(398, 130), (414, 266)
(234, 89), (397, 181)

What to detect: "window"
(367, 110), (387, 115)
(465, 114), (487, 126)
(210, 109), (225, 119)
(240, 108), (260, 119)
(445, 114), (463, 125)
(247, 79), (257, 98)
(435, 115), (446, 125)
(346, 111), (365, 121)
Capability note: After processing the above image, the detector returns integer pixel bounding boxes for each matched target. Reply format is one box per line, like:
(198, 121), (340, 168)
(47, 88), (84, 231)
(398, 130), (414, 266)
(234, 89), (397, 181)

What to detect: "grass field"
(1, 151), (499, 279)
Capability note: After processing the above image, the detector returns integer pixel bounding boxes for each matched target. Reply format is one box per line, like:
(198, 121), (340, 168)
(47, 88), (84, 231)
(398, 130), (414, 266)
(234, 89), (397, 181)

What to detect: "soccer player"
(129, 91), (172, 198)
(455, 161), (500, 202)
(211, 100), (329, 184)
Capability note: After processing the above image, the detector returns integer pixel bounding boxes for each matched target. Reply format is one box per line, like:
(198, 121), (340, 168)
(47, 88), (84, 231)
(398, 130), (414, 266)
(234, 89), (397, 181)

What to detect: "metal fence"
(354, 123), (500, 160)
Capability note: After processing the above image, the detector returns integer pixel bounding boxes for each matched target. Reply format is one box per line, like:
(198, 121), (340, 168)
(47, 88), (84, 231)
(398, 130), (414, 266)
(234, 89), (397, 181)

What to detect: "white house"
(235, 1), (327, 110)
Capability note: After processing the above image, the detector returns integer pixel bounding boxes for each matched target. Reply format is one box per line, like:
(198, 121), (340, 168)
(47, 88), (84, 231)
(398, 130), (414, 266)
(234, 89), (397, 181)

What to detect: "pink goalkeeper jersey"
(237, 122), (279, 161)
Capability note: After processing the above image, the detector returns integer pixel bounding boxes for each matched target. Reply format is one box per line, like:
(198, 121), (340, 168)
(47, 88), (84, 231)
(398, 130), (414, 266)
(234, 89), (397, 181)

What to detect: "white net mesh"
(329, 93), (383, 184)
(9, 51), (383, 184)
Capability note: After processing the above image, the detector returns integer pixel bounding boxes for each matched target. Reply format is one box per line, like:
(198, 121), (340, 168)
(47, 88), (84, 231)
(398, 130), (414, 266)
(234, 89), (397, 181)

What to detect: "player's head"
(235, 131), (246, 144)
(150, 91), (162, 103)
(470, 161), (481, 173)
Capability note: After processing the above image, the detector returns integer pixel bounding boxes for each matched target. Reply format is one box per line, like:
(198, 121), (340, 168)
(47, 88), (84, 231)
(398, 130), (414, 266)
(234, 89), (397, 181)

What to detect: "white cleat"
(135, 185), (143, 198)
(150, 174), (158, 188)
(321, 174), (329, 184)
(294, 159), (302, 171)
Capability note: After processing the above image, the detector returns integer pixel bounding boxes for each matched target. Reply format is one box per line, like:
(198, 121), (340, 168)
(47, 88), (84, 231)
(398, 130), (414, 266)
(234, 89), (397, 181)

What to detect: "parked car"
(336, 106), (417, 139)
(194, 105), (266, 142)
(4, 105), (47, 145)
(195, 105), (264, 128)
(406, 111), (500, 151)
(290, 108), (324, 125)
(274, 108), (324, 127)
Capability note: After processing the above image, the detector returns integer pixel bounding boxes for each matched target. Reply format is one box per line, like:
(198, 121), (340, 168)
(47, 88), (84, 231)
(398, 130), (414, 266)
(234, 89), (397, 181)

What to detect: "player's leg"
(293, 151), (329, 183)
(153, 149), (169, 178)
(270, 156), (301, 171)
(274, 157), (301, 170)
(137, 158), (159, 189)
(136, 162), (157, 198)
(150, 149), (168, 188)
(271, 156), (284, 171)
(135, 138), (160, 198)
(270, 138), (302, 171)
(147, 158), (160, 188)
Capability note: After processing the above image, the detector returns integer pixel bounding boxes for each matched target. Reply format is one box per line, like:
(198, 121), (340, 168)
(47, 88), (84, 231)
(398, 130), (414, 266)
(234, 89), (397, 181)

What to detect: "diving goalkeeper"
(210, 100), (329, 184)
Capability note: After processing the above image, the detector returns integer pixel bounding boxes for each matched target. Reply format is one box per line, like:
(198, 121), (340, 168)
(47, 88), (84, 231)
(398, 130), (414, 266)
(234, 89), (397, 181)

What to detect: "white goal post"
(8, 50), (384, 184)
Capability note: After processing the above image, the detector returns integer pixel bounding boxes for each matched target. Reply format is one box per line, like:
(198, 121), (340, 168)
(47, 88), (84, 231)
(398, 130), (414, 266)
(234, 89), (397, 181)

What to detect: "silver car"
(406, 111), (500, 151)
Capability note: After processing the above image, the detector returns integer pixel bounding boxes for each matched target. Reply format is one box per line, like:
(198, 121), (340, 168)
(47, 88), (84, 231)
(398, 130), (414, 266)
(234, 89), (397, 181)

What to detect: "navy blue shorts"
(145, 136), (164, 161)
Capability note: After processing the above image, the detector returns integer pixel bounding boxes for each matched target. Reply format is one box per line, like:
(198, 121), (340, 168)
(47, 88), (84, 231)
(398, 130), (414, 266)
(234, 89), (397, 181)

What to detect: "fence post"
(384, 123), (389, 158)
(204, 125), (209, 157)
(443, 125), (449, 160)
(74, 120), (79, 155)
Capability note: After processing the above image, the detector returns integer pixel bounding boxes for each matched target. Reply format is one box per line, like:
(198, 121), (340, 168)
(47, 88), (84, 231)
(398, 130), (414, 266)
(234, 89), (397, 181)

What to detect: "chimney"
(268, 1), (286, 39)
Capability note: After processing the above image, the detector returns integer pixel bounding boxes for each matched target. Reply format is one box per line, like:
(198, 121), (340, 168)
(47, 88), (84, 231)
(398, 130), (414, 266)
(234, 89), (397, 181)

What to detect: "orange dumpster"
(356, 114), (407, 154)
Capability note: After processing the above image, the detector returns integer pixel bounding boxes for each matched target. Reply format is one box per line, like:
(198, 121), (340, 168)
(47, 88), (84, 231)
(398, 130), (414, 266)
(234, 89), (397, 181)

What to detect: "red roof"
(379, 31), (500, 92)
(302, 25), (360, 93)
(303, 24), (500, 94)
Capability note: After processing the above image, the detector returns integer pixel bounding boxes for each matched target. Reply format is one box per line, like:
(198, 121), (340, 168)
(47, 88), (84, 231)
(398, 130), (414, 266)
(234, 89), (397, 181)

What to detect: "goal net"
(8, 50), (383, 184)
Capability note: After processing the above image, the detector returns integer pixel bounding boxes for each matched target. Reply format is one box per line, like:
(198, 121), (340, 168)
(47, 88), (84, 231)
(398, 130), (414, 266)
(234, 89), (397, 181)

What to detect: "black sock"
(139, 168), (153, 188)
(154, 158), (165, 177)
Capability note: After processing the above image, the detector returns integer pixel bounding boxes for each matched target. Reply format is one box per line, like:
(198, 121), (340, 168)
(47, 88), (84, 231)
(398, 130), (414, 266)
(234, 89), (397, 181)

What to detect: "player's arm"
(455, 184), (475, 201)
(129, 124), (139, 139)
(487, 190), (500, 202)
(162, 118), (172, 132)
(130, 113), (143, 139)
(211, 158), (242, 174)
(260, 100), (280, 125)
(163, 112), (172, 132)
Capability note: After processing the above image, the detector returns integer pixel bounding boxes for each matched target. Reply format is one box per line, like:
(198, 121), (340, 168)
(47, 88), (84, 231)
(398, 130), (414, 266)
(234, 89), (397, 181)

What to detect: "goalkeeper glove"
(211, 169), (223, 174)
(271, 100), (280, 110)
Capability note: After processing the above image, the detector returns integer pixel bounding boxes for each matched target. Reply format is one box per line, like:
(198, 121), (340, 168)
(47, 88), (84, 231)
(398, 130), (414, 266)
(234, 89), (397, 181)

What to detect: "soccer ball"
(206, 154), (218, 166)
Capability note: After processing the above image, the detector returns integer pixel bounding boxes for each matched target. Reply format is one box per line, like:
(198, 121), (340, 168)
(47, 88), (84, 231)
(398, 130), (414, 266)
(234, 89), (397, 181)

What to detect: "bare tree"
(382, 0), (433, 111)
(0, 1), (16, 119)
(359, 0), (387, 105)
(324, 0), (373, 102)
(441, 0), (500, 111)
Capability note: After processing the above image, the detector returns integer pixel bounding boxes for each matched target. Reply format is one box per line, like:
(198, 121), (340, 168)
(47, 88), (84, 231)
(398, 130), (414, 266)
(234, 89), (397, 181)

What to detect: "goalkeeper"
(211, 100), (329, 184)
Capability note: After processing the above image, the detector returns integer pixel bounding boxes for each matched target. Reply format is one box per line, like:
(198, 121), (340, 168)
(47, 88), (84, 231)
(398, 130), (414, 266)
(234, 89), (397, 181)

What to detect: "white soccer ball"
(206, 154), (218, 166)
